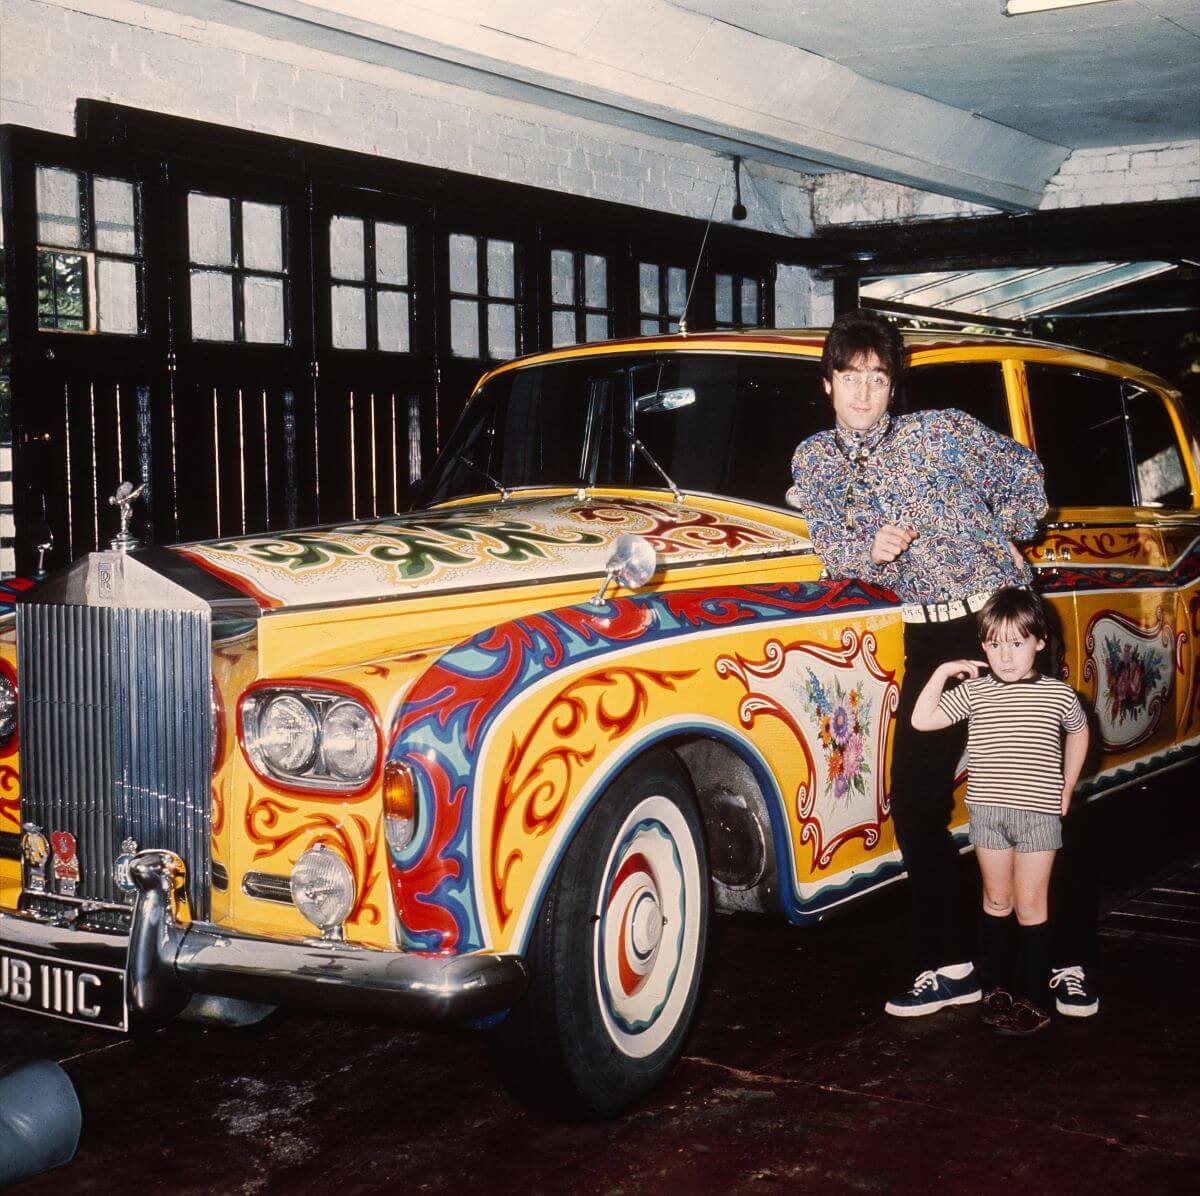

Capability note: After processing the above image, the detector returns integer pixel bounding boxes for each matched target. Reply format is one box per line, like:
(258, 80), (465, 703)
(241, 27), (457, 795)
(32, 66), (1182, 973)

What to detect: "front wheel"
(501, 749), (709, 1117)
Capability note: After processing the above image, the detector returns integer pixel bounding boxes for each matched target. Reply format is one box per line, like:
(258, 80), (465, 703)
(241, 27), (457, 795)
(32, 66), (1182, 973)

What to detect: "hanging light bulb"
(731, 157), (747, 222)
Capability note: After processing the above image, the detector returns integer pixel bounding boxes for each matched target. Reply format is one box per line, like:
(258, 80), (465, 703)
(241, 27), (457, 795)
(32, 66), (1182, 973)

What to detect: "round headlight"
(0, 673), (15, 744)
(290, 844), (356, 937)
(322, 700), (376, 782)
(258, 694), (319, 775)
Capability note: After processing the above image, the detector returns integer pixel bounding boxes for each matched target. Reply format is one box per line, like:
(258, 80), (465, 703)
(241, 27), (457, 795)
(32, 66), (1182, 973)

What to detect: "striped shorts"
(967, 802), (1062, 852)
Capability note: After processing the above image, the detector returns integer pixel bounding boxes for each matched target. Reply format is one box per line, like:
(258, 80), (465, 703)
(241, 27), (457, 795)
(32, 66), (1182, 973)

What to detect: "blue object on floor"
(0, 1060), (82, 1185)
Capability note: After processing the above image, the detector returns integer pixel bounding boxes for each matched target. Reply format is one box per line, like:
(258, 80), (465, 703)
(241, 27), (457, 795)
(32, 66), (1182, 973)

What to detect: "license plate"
(0, 944), (127, 1031)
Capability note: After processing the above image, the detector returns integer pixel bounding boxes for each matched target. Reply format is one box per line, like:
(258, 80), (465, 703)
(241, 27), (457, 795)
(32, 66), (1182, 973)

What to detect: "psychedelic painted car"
(1, 329), (1197, 1114)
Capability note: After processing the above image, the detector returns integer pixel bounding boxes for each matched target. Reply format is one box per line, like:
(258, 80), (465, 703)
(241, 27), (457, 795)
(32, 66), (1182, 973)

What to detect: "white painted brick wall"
(775, 265), (833, 329)
(0, 0), (815, 237)
(812, 173), (993, 227)
(1040, 140), (1200, 210)
(815, 139), (1200, 226)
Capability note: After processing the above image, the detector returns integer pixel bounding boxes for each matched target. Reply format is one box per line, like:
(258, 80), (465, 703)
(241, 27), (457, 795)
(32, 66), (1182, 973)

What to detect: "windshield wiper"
(452, 453), (510, 501)
(622, 424), (684, 504)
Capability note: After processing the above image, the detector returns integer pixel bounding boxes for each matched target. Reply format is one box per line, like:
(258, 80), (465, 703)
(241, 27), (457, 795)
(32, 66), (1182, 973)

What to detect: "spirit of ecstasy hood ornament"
(109, 480), (145, 552)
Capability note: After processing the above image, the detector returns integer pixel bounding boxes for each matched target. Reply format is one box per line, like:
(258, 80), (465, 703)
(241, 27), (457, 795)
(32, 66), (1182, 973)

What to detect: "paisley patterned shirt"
(787, 408), (1046, 605)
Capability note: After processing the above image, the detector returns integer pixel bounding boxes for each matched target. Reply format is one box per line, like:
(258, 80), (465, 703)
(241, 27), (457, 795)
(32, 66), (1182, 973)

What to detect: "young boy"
(910, 588), (1089, 1035)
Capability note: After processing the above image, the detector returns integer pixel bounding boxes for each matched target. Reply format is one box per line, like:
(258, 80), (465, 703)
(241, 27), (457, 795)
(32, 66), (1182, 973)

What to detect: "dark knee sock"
(979, 912), (1017, 992)
(1018, 921), (1051, 1011)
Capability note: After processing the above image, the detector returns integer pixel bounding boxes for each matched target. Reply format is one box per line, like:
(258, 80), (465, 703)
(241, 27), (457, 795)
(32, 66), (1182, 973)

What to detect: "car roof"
(476, 327), (1172, 393)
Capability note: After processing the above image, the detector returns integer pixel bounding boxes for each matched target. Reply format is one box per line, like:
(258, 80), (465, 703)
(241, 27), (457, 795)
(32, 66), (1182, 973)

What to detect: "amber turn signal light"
(383, 760), (417, 853)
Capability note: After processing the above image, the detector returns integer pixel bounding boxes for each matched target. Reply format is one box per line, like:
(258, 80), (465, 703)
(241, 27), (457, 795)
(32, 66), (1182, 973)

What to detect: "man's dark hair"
(978, 587), (1048, 644)
(821, 308), (905, 388)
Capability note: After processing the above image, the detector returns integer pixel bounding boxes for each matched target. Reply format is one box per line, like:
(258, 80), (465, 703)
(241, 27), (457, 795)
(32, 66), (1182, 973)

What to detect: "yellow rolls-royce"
(1, 329), (1196, 1113)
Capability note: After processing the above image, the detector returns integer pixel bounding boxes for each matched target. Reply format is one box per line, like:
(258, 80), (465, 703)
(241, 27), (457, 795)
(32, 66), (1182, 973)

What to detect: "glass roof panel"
(861, 261), (1175, 318)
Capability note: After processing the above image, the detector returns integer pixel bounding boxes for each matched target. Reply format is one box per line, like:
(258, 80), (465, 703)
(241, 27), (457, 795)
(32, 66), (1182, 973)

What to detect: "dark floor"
(3, 763), (1198, 1195)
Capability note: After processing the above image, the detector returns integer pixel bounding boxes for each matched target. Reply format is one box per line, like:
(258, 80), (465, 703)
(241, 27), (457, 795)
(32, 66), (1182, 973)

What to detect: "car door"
(1022, 361), (1187, 782)
(1123, 383), (1200, 749)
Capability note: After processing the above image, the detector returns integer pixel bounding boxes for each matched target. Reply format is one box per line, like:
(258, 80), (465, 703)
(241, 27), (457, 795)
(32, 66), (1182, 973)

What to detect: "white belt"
(901, 591), (992, 624)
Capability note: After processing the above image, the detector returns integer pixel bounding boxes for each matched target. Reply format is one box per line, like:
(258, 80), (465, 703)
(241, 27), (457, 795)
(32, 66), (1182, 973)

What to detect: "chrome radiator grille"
(17, 603), (213, 918)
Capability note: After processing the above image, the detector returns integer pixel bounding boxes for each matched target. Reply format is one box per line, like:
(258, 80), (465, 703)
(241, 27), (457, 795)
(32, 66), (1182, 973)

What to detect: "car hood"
(172, 493), (812, 610)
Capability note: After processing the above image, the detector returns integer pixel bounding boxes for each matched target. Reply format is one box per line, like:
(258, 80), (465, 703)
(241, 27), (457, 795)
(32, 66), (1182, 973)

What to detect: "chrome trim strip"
(241, 871), (294, 904)
(1044, 518), (1197, 530)
(16, 891), (130, 913)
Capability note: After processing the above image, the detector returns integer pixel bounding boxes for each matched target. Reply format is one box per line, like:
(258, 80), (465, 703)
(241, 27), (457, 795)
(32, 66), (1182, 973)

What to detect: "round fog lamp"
(290, 844), (356, 938)
(322, 700), (376, 782)
(258, 694), (319, 776)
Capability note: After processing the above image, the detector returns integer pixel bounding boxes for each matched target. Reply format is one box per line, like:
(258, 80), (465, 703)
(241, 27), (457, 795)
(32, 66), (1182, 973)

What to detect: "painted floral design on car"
(1103, 637), (1164, 725)
(805, 670), (873, 802)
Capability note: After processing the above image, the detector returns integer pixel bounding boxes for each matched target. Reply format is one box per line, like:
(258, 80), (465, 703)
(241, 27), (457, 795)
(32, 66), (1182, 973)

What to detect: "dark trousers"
(1051, 805), (1097, 969)
(889, 615), (980, 972)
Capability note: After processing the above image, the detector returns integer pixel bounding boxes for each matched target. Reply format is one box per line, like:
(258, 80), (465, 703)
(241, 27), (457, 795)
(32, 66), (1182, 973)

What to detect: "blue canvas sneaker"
(884, 964), (982, 1017)
(1049, 966), (1099, 1017)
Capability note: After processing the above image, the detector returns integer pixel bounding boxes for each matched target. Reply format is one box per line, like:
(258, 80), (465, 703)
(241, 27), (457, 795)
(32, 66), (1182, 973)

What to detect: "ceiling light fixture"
(1005, 0), (1119, 15)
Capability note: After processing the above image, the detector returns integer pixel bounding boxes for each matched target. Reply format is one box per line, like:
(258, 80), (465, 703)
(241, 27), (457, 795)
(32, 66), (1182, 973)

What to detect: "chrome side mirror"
(590, 534), (657, 606)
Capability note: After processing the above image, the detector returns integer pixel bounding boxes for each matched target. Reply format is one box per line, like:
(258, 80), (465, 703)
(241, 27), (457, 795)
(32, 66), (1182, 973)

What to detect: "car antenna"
(677, 175), (724, 337)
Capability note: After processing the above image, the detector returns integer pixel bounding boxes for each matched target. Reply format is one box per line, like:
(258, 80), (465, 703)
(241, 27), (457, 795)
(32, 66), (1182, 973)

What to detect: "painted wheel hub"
(595, 794), (702, 1059)
(630, 892), (664, 957)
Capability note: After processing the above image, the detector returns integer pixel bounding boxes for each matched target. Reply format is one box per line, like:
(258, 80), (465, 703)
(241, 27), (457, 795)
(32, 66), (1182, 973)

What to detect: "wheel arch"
(670, 733), (787, 918)
(508, 720), (799, 957)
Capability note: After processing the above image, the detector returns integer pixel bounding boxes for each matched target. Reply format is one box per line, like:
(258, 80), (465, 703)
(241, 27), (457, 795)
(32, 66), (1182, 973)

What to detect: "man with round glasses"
(786, 308), (1082, 1018)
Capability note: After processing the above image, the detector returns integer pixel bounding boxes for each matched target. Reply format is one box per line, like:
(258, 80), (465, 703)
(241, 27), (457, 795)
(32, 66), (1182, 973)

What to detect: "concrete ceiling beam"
(142, 0), (1072, 209)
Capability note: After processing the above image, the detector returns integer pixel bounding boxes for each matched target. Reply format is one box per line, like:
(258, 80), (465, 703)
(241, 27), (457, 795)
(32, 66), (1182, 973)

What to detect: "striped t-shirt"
(936, 673), (1087, 815)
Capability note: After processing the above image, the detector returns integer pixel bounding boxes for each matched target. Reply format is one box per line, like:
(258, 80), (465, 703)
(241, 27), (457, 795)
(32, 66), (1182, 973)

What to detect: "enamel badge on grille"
(51, 831), (81, 897)
(20, 823), (50, 894)
(114, 838), (139, 896)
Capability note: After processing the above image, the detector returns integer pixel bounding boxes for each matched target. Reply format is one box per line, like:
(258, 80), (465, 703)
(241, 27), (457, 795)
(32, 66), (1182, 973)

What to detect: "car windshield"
(421, 351), (829, 509)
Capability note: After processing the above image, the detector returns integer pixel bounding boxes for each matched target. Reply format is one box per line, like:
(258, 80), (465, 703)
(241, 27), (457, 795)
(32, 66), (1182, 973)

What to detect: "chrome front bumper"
(0, 850), (527, 1029)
